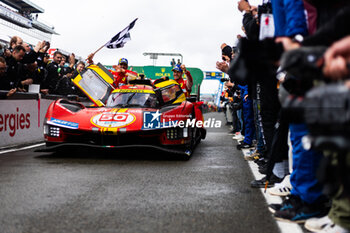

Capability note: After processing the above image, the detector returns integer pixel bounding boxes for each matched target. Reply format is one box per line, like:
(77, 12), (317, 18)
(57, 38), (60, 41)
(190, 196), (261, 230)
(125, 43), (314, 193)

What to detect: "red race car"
(41, 63), (206, 159)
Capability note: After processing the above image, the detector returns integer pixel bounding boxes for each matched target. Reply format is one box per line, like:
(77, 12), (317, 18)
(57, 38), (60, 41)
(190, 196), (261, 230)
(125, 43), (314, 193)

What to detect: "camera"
(280, 46), (329, 123)
(280, 46), (327, 85)
(139, 73), (145, 80)
(220, 77), (230, 82)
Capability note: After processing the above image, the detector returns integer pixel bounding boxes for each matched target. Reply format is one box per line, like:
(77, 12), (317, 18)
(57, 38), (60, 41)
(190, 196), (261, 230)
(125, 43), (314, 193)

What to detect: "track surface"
(0, 112), (280, 233)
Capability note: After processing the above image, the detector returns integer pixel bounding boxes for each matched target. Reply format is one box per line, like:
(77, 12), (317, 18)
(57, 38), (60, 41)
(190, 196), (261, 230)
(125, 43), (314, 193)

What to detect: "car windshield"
(106, 92), (158, 108)
(160, 85), (181, 103)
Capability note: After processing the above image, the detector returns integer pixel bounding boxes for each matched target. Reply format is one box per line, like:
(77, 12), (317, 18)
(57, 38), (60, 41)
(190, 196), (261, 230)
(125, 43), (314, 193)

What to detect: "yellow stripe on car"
(112, 89), (155, 94)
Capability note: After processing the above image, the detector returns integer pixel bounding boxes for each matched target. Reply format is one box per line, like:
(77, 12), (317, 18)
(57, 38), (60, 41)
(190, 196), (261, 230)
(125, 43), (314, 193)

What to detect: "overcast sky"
(33, 0), (260, 72)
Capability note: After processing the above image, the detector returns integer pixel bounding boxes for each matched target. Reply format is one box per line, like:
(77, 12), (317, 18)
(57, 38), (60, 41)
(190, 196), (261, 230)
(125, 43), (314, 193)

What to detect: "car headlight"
(43, 124), (48, 135)
(166, 128), (183, 140)
(45, 125), (60, 137)
(183, 127), (188, 138)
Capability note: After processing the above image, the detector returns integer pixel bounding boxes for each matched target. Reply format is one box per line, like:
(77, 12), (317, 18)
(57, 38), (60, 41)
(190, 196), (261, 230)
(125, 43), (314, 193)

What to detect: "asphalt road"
(0, 112), (280, 233)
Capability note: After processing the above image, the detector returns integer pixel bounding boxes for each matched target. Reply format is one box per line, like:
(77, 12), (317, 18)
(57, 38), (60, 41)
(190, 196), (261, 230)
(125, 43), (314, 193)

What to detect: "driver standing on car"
(86, 53), (138, 88)
(111, 58), (138, 88)
(172, 64), (193, 97)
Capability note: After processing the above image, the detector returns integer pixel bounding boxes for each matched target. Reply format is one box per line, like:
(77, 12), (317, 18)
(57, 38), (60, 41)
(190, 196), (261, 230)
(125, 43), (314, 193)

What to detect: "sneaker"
(319, 222), (349, 233)
(254, 157), (267, 166)
(258, 163), (267, 175)
(244, 151), (263, 161)
(237, 142), (254, 150)
(268, 175), (292, 197)
(232, 133), (244, 140)
(228, 130), (236, 135)
(268, 203), (283, 214)
(268, 194), (301, 214)
(274, 200), (326, 223)
(250, 174), (284, 188)
(304, 215), (333, 232)
(247, 148), (257, 155)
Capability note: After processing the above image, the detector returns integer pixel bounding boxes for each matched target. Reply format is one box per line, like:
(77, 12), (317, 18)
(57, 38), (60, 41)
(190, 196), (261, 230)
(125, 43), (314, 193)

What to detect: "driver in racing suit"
(172, 64), (193, 97)
(86, 54), (138, 88)
(110, 58), (138, 88)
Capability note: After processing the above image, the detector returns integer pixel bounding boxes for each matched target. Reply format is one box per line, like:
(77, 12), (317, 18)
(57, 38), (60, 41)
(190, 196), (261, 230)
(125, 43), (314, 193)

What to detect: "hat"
(172, 64), (182, 73)
(118, 58), (128, 65)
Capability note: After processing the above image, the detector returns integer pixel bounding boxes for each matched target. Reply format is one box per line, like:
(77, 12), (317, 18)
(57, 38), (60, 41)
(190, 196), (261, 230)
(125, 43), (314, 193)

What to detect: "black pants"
(266, 109), (290, 179)
(258, 77), (280, 157)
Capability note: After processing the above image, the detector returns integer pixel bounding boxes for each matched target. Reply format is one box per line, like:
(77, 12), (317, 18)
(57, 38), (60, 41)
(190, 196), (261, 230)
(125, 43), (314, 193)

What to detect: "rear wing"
(72, 63), (114, 106)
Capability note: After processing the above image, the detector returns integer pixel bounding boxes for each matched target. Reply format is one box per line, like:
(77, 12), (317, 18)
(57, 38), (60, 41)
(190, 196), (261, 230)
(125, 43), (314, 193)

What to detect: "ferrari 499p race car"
(41, 63), (206, 159)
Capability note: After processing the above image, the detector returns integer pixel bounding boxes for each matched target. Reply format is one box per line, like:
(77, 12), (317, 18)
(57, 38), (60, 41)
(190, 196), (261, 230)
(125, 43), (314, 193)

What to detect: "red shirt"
(175, 71), (193, 97)
(110, 69), (138, 88)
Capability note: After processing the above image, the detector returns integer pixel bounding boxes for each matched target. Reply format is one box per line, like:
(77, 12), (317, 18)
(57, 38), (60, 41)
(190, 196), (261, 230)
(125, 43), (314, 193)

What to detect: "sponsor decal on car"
(113, 89), (155, 93)
(143, 110), (162, 129)
(48, 118), (79, 129)
(91, 112), (136, 128)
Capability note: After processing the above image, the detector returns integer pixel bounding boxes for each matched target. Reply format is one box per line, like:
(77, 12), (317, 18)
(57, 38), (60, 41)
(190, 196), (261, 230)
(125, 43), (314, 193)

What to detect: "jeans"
(242, 98), (255, 145)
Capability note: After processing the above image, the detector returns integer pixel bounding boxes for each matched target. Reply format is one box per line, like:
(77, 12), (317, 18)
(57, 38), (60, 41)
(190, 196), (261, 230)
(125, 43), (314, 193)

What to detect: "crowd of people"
(0, 34), (195, 101)
(217, 0), (350, 232)
(0, 36), (86, 99)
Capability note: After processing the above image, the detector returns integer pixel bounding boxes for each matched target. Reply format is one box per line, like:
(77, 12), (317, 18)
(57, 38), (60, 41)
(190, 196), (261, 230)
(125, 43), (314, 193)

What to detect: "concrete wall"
(0, 92), (91, 149)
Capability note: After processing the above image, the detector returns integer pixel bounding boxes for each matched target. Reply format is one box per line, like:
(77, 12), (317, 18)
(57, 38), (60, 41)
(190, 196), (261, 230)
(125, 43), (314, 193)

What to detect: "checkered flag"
(105, 18), (138, 49)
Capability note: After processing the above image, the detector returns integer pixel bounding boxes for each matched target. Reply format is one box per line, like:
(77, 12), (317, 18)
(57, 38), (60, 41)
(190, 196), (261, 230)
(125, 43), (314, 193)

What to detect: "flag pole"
(91, 41), (109, 56)
(86, 41), (109, 63)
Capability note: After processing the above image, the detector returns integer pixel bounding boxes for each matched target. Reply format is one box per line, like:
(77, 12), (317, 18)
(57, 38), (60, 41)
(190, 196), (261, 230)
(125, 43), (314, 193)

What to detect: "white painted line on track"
(241, 148), (304, 233)
(0, 143), (45, 155)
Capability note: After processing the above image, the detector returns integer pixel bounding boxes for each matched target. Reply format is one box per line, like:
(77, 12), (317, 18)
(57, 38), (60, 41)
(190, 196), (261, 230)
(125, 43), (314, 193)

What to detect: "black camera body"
(220, 77), (230, 82)
(304, 84), (350, 149)
(283, 83), (350, 150)
(281, 46), (328, 123)
(280, 46), (327, 86)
